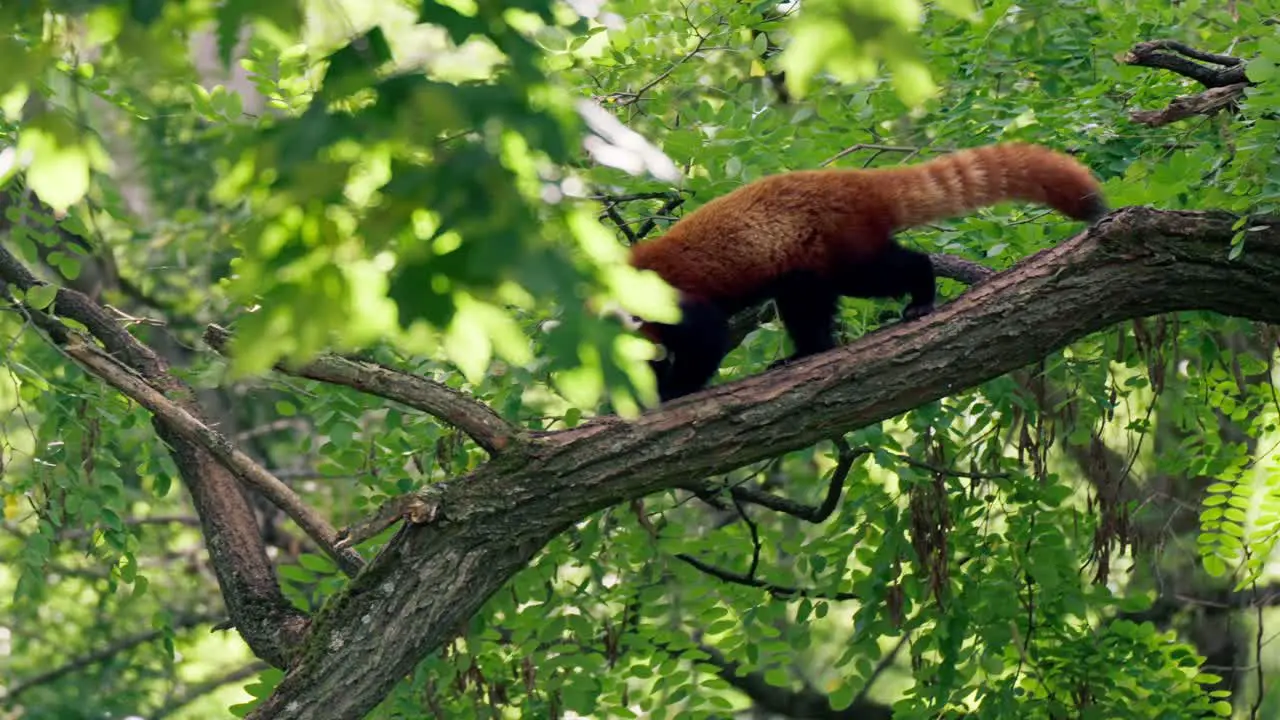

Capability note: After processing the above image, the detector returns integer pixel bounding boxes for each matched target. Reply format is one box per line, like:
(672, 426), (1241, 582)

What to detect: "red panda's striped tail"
(879, 143), (1107, 230)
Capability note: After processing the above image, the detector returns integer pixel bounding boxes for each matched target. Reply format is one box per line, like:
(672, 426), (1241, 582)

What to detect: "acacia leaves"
(0, 0), (1000, 413)
(778, 0), (976, 106)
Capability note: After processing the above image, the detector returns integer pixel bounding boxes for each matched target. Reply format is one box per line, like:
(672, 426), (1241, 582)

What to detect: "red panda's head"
(595, 300), (668, 358)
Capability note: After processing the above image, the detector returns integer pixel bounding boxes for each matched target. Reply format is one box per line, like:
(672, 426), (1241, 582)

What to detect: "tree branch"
(698, 441), (869, 522)
(0, 237), (307, 668)
(1120, 40), (1256, 126)
(56, 338), (364, 577)
(246, 207), (1280, 719)
(1128, 83), (1249, 127)
(1121, 40), (1251, 88)
(3, 611), (224, 702)
(674, 552), (860, 601)
(152, 662), (272, 719)
(51, 514), (201, 542)
(203, 324), (520, 456)
(695, 640), (894, 720)
(606, 29), (712, 106)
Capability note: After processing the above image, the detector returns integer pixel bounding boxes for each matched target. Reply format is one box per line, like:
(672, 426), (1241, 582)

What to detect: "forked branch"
(1120, 40), (1256, 126)
(673, 552), (861, 601)
(1121, 40), (1250, 88)
(698, 439), (869, 522)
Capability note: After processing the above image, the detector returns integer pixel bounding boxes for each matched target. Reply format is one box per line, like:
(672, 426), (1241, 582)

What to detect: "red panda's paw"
(767, 355), (799, 372)
(901, 303), (935, 322)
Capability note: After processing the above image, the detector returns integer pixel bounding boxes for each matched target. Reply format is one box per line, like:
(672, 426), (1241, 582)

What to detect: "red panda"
(624, 142), (1109, 402)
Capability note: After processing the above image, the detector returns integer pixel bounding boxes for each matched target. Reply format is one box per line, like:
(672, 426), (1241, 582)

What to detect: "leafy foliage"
(2, 0), (1280, 718)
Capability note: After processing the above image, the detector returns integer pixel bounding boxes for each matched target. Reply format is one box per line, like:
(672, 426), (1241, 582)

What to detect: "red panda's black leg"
(892, 245), (936, 321)
(834, 242), (936, 321)
(768, 272), (839, 369)
(649, 297), (731, 402)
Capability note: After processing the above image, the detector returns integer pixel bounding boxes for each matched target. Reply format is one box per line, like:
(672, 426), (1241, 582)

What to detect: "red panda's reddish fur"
(623, 142), (1108, 403)
(629, 143), (1105, 308)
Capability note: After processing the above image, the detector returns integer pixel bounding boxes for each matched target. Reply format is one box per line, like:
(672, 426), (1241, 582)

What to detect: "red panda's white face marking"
(597, 300), (645, 331)
(596, 300), (668, 360)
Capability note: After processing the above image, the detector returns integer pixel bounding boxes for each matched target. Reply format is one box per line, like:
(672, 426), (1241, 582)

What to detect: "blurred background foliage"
(2, 0), (1280, 717)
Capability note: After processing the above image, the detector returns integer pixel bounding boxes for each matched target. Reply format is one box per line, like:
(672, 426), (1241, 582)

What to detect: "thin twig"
(850, 633), (910, 710)
(729, 491), (762, 580)
(588, 192), (680, 203)
(894, 453), (1011, 481)
(612, 27), (713, 106)
(819, 143), (923, 168)
(53, 514), (201, 542)
(601, 201), (638, 244)
(673, 552), (859, 601)
(4, 612), (224, 700)
(152, 662), (271, 719)
(633, 195), (686, 241)
(204, 324), (520, 456)
(710, 442), (869, 522)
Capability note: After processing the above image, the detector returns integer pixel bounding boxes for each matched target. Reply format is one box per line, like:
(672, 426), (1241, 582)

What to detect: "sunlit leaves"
(16, 112), (107, 213)
(22, 283), (58, 310)
(777, 0), (972, 106)
(0, 34), (51, 98)
(317, 27), (395, 102)
(419, 0), (488, 45)
(214, 0), (306, 67)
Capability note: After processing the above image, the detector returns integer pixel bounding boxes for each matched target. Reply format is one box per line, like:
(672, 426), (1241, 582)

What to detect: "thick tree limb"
(0, 238), (307, 668)
(245, 206), (1280, 719)
(203, 324), (519, 456)
(0, 273), (360, 575)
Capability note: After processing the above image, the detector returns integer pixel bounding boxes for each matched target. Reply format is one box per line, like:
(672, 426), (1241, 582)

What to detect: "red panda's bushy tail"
(877, 143), (1108, 230)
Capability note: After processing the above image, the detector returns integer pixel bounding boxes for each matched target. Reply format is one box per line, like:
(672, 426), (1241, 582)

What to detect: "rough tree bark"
(236, 206), (1280, 718)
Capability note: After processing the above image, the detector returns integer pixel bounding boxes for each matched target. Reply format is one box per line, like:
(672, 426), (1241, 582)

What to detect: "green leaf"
(19, 122), (90, 213)
(128, 0), (165, 25)
(1202, 554), (1228, 577)
(420, 1), (488, 45)
(297, 553), (336, 574)
(320, 28), (394, 101)
(444, 300), (494, 384)
(934, 0), (978, 18)
(24, 283), (58, 310)
(1246, 57), (1276, 83)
